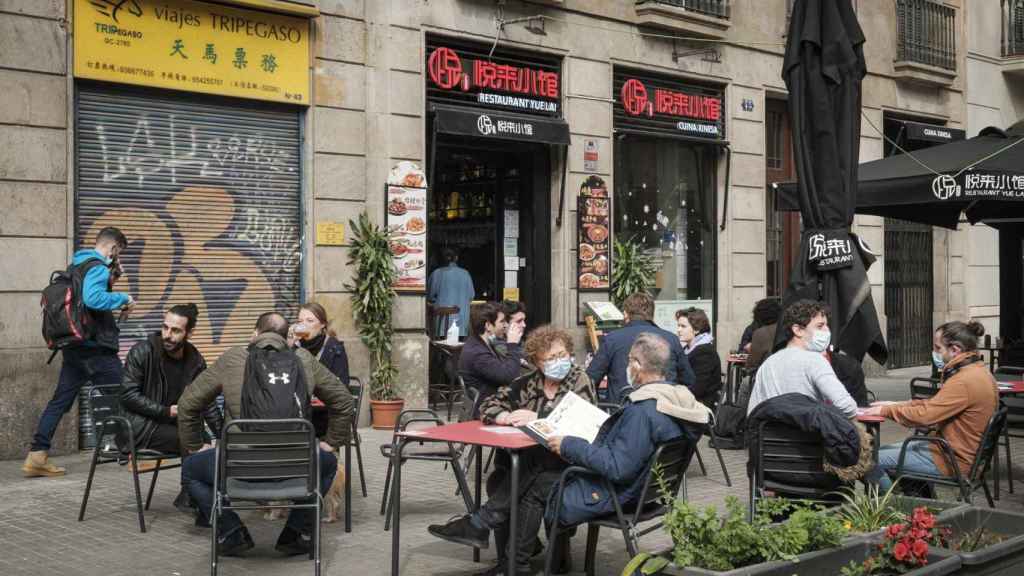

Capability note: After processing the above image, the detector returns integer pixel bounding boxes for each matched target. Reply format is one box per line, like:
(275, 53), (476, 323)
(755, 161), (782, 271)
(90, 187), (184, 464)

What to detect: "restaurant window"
(614, 136), (717, 301)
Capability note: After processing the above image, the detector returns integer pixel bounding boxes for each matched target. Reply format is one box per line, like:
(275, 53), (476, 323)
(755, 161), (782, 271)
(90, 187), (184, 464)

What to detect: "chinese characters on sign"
(578, 176), (611, 290)
(807, 230), (854, 270)
(73, 0), (310, 105)
(427, 45), (561, 114)
(386, 162), (429, 293)
(930, 172), (1024, 201)
(615, 70), (726, 139)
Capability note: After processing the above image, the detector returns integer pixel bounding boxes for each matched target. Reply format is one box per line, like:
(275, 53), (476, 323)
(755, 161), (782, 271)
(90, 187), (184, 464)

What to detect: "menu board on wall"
(387, 185), (428, 292)
(577, 176), (610, 291)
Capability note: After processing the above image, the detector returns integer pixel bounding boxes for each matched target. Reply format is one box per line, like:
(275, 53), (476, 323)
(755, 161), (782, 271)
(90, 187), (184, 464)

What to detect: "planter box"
(936, 507), (1024, 576)
(658, 541), (960, 576)
(840, 496), (970, 541)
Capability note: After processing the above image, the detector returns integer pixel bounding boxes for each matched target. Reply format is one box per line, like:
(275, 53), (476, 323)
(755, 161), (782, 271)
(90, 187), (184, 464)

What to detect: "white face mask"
(932, 351), (946, 371)
(806, 328), (831, 353)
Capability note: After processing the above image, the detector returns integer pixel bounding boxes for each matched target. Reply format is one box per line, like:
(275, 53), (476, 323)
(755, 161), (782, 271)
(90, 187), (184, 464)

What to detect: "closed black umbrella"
(774, 122), (1024, 230)
(780, 0), (887, 365)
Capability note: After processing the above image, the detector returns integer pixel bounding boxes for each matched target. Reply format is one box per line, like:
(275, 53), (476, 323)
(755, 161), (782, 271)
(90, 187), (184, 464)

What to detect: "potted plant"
(933, 506), (1024, 575)
(832, 484), (968, 537)
(625, 495), (852, 575)
(838, 507), (960, 576)
(346, 212), (402, 429)
(611, 237), (656, 309)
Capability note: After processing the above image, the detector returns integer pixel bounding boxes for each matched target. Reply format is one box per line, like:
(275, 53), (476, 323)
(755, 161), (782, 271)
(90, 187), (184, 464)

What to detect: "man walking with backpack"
(177, 312), (353, 557)
(25, 227), (134, 477)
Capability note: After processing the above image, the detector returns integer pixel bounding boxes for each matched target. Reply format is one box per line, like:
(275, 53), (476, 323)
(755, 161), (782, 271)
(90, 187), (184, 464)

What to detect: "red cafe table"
(389, 420), (537, 576)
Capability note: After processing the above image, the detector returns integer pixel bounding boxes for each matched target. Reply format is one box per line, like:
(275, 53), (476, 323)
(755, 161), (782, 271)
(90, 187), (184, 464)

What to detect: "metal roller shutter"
(75, 83), (303, 361)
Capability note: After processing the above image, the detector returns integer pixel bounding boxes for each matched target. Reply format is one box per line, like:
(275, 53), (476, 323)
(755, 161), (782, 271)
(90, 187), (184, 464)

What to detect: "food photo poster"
(577, 175), (610, 291)
(386, 162), (428, 293)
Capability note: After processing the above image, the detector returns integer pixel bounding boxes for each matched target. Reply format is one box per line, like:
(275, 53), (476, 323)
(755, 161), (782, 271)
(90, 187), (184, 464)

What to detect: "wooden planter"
(370, 399), (405, 430)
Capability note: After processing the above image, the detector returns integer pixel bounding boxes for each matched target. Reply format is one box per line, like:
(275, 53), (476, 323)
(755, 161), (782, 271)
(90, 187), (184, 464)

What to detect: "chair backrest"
(393, 409), (445, 435)
(458, 376), (481, 421)
(217, 418), (317, 495)
(348, 376), (365, 420)
(967, 407), (1008, 483)
(909, 377), (940, 401)
(626, 438), (694, 523)
(751, 421), (842, 496)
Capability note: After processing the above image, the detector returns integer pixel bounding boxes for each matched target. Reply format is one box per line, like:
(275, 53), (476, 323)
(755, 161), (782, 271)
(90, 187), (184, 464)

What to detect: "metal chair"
(212, 418), (322, 576)
(995, 366), (1024, 496)
(543, 438), (695, 576)
(345, 376), (367, 498)
(747, 421), (851, 520)
(893, 407), (1008, 508)
(691, 385), (732, 487)
(77, 385), (181, 533)
(379, 409), (474, 530)
(908, 377), (941, 435)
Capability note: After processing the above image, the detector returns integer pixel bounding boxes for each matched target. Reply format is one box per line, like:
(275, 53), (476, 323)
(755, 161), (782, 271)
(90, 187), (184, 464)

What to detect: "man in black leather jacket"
(119, 304), (222, 455)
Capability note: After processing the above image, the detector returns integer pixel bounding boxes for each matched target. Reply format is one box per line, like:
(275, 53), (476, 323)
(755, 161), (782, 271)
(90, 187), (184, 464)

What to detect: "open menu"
(519, 391), (610, 447)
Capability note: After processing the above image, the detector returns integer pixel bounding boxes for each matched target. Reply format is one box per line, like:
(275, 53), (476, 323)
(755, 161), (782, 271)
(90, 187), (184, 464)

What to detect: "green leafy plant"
(610, 237), (656, 309)
(346, 212), (399, 401)
(628, 468), (848, 574)
(834, 484), (908, 533)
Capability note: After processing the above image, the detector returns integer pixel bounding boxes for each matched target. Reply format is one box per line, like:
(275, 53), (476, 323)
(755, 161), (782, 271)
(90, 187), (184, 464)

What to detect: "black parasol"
(779, 0), (887, 365)
(774, 122), (1024, 230)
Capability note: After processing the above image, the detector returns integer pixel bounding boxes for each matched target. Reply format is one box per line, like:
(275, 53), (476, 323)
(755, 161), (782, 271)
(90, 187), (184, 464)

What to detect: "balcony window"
(1004, 0), (1024, 57)
(896, 0), (956, 71)
(639, 0), (730, 20)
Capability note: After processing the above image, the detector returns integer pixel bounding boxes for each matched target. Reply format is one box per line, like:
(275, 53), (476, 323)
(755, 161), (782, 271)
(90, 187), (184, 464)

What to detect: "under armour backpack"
(239, 345), (311, 431)
(40, 259), (105, 358)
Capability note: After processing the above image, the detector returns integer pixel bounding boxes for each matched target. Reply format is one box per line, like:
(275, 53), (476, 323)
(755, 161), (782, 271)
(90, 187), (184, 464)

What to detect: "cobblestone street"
(2, 369), (1023, 576)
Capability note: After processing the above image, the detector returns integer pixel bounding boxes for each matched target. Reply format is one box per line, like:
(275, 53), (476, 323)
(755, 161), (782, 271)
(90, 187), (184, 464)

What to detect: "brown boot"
(22, 451), (66, 477)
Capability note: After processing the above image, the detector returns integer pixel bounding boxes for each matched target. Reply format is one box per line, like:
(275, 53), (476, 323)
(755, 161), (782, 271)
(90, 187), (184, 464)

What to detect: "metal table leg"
(390, 438), (407, 576)
(474, 445), (482, 563)
(507, 451), (520, 576)
(345, 442), (352, 533)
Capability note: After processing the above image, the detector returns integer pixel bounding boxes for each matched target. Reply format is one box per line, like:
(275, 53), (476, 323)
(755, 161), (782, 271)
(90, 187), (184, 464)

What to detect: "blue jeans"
(868, 441), (943, 493)
(31, 347), (123, 451)
(182, 447), (337, 537)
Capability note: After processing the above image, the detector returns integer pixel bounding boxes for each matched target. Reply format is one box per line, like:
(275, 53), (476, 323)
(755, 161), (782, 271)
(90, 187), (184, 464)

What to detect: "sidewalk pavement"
(1, 369), (1023, 575)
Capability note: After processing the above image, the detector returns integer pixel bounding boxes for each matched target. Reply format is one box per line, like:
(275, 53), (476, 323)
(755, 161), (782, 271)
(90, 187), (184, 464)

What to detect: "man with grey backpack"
(177, 312), (353, 557)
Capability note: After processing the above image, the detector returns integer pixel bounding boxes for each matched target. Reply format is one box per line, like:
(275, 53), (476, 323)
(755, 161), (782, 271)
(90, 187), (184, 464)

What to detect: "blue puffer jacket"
(550, 398), (701, 526)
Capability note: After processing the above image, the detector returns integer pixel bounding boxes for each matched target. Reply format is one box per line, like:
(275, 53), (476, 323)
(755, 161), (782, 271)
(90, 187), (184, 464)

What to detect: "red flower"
(894, 542), (910, 561)
(888, 524), (905, 538)
(913, 539), (929, 559)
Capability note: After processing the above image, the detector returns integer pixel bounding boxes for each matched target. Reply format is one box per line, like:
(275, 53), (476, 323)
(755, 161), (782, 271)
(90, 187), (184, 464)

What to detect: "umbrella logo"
(932, 174), (961, 200)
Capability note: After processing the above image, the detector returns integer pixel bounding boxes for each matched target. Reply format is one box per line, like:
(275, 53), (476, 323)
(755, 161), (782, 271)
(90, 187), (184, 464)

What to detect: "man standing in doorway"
(428, 248), (475, 338)
(24, 227), (135, 477)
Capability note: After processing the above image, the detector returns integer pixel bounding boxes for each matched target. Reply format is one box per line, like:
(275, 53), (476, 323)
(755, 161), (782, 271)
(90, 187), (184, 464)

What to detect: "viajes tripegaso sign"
(73, 0), (310, 104)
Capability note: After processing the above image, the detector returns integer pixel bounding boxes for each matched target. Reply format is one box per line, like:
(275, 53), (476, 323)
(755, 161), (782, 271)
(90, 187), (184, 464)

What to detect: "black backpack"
(239, 345), (311, 431)
(40, 259), (105, 360)
(712, 377), (754, 449)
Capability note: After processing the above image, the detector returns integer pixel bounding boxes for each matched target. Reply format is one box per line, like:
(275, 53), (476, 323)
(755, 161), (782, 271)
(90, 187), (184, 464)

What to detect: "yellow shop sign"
(73, 0), (310, 105)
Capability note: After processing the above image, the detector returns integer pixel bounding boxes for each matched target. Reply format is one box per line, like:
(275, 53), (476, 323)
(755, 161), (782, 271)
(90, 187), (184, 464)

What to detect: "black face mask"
(300, 331), (327, 355)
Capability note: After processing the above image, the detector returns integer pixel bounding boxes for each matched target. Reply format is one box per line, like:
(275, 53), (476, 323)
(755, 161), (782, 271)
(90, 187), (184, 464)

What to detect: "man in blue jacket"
(23, 227), (135, 477)
(493, 334), (706, 574)
(586, 292), (695, 404)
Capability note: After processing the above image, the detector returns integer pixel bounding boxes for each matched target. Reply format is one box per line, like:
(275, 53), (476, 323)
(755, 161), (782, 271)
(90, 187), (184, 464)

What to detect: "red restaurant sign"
(427, 46), (560, 114)
(620, 78), (721, 122)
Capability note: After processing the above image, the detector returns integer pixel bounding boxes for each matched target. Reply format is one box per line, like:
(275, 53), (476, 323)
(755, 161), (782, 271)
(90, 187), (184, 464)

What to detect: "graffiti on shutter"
(76, 85), (302, 359)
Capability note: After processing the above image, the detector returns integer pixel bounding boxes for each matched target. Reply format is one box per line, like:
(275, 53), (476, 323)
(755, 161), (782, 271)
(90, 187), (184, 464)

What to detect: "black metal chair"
(379, 409), (474, 530)
(909, 376), (941, 400)
(893, 407), (1008, 508)
(77, 385), (181, 533)
(212, 418), (322, 576)
(747, 421), (851, 520)
(995, 366), (1024, 497)
(691, 384), (732, 487)
(543, 438), (695, 576)
(345, 376), (367, 498)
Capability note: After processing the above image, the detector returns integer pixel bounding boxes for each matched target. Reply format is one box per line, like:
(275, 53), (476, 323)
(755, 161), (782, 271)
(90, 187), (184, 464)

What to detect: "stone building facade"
(0, 0), (991, 458)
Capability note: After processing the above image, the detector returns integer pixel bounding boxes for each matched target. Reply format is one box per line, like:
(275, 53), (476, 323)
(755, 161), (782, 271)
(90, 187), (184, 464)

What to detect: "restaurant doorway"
(428, 137), (552, 330)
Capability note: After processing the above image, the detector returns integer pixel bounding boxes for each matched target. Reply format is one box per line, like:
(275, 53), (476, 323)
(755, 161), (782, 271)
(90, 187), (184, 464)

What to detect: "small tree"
(346, 213), (399, 401)
(610, 237), (657, 309)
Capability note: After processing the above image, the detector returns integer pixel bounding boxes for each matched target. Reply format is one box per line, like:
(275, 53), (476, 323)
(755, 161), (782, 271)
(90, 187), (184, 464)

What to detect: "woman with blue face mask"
(430, 326), (596, 573)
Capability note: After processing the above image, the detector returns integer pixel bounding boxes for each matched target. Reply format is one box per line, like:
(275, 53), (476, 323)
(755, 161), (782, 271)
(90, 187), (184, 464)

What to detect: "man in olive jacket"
(178, 312), (353, 557)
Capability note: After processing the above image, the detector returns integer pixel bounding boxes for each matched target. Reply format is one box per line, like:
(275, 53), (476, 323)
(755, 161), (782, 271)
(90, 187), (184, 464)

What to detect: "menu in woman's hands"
(519, 391), (610, 447)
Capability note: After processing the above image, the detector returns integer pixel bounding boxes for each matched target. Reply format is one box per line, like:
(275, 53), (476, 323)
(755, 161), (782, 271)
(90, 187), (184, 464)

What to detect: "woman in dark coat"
(676, 307), (722, 408)
(294, 302), (351, 436)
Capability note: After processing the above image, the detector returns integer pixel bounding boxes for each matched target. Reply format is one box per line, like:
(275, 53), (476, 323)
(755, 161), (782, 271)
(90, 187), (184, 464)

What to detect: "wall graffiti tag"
(76, 88), (303, 358)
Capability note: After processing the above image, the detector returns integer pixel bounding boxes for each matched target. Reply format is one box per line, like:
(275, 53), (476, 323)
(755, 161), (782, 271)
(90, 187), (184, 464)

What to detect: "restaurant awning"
(430, 104), (571, 146)
(773, 122), (1024, 229)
